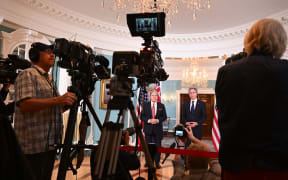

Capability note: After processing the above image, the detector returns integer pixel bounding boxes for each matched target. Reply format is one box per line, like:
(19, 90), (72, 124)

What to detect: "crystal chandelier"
(102, 0), (212, 25)
(181, 62), (208, 88)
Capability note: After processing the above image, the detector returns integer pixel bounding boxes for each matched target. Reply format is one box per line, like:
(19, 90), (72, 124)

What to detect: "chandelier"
(102, 0), (212, 25)
(181, 61), (208, 88)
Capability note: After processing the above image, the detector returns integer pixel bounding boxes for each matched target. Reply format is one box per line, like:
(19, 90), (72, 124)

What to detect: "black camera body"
(0, 54), (31, 84)
(53, 38), (111, 96)
(174, 124), (187, 138)
(110, 12), (168, 94)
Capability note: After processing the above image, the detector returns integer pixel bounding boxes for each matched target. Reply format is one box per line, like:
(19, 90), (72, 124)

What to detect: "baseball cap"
(31, 42), (54, 51)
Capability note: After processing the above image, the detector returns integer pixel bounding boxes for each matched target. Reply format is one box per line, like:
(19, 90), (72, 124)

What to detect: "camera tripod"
(94, 96), (157, 180)
(56, 90), (103, 180)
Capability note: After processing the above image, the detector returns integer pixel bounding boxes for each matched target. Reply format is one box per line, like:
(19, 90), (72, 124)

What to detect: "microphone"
(161, 142), (176, 164)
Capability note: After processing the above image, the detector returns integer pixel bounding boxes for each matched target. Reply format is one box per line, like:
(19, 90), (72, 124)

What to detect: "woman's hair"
(244, 18), (287, 58)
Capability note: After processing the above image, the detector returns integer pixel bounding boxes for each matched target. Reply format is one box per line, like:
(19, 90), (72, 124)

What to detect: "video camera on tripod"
(0, 54), (31, 84)
(93, 12), (168, 180)
(54, 39), (111, 180)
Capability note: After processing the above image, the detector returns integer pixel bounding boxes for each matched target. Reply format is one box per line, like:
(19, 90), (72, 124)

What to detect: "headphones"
(29, 43), (41, 63)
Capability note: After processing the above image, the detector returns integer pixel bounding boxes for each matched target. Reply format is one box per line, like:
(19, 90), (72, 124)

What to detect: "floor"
(51, 153), (176, 180)
(51, 136), (214, 180)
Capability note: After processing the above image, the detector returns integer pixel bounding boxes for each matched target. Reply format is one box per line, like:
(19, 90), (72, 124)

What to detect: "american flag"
(155, 82), (161, 103)
(212, 106), (220, 152)
(136, 87), (148, 118)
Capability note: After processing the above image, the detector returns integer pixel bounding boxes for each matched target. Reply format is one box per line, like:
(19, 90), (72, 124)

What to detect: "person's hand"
(150, 119), (159, 124)
(3, 78), (11, 91)
(185, 122), (198, 128)
(185, 126), (194, 141)
(58, 92), (77, 106)
(190, 122), (198, 127)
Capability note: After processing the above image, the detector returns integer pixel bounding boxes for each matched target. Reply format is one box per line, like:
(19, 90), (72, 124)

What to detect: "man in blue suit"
(182, 88), (206, 144)
(141, 91), (167, 168)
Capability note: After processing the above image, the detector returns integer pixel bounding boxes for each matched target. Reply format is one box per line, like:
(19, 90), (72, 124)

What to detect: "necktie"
(152, 103), (155, 119)
(191, 101), (195, 112)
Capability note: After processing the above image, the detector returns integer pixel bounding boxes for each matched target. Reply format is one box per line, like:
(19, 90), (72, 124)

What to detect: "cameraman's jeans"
(25, 150), (56, 180)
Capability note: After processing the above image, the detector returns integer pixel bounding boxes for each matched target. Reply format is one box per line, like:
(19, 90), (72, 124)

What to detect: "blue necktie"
(191, 101), (195, 112)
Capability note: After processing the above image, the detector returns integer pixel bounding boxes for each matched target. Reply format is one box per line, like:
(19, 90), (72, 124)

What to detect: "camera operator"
(13, 42), (77, 180)
(0, 79), (14, 121)
(172, 125), (221, 180)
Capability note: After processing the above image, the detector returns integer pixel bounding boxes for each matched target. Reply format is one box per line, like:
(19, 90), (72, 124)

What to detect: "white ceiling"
(49, 0), (288, 34)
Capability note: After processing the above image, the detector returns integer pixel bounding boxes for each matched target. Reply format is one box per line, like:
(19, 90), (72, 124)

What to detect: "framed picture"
(99, 79), (111, 109)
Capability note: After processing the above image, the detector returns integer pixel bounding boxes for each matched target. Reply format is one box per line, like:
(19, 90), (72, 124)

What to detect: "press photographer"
(171, 125), (221, 180)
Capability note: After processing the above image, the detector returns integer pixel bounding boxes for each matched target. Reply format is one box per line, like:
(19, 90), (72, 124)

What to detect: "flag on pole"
(155, 82), (161, 103)
(212, 106), (220, 152)
(136, 87), (148, 118)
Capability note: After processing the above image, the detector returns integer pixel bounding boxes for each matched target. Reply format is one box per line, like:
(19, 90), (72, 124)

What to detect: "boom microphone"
(161, 142), (176, 164)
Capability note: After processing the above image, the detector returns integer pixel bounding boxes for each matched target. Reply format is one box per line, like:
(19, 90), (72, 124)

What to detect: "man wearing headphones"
(14, 42), (77, 180)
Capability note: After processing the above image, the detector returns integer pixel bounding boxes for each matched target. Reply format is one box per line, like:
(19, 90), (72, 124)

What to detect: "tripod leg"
(84, 97), (102, 131)
(57, 101), (79, 180)
(94, 109), (112, 179)
(107, 109), (126, 176)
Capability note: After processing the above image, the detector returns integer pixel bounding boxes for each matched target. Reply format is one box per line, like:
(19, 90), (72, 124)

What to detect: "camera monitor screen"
(127, 12), (165, 37)
(136, 17), (158, 33)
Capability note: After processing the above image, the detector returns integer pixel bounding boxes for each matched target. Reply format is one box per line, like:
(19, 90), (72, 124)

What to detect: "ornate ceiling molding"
(17, 0), (288, 44)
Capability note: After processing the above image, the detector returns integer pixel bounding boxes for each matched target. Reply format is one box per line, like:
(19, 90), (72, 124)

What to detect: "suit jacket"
(182, 100), (206, 127)
(141, 101), (167, 140)
(215, 54), (288, 172)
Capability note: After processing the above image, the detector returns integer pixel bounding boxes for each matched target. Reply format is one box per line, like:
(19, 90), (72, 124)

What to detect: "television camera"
(54, 38), (110, 97)
(0, 54), (31, 84)
(110, 12), (168, 97)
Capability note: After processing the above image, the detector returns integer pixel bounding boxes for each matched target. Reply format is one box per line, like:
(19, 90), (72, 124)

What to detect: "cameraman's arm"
(18, 92), (76, 113)
(185, 126), (210, 151)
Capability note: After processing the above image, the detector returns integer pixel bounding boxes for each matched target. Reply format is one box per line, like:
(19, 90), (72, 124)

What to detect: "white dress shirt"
(190, 99), (197, 111)
(148, 102), (158, 123)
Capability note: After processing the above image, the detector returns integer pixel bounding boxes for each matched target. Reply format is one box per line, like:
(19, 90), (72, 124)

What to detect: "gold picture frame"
(99, 79), (111, 109)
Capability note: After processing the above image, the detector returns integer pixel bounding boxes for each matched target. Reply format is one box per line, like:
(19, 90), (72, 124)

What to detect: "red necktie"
(152, 103), (155, 119)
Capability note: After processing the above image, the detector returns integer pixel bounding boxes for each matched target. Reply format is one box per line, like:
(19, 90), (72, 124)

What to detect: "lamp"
(181, 61), (208, 88)
(102, 0), (212, 25)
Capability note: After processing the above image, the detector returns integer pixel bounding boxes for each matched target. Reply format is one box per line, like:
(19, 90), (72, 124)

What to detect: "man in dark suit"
(141, 91), (167, 168)
(182, 88), (206, 143)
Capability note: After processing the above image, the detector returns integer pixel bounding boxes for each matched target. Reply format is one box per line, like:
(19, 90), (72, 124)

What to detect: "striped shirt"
(14, 65), (62, 154)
